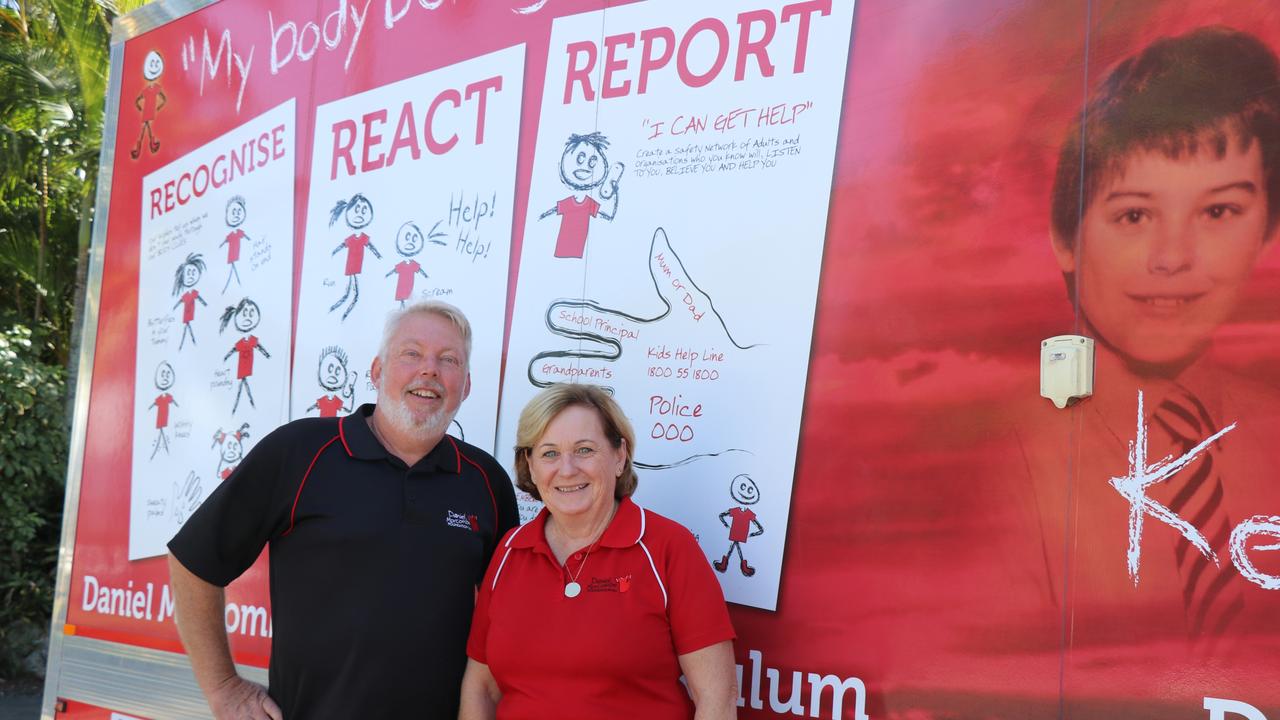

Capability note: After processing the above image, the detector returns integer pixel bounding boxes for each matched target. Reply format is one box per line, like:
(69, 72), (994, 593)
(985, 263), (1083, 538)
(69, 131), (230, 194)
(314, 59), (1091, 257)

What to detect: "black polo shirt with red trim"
(169, 404), (518, 720)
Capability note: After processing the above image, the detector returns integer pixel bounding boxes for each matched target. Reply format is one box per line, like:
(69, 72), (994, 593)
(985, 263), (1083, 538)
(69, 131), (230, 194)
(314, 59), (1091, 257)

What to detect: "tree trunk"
(36, 151), (48, 325)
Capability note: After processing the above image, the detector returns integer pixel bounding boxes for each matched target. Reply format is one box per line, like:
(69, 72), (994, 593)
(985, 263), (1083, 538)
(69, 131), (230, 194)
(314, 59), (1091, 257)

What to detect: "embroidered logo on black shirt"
(446, 510), (479, 531)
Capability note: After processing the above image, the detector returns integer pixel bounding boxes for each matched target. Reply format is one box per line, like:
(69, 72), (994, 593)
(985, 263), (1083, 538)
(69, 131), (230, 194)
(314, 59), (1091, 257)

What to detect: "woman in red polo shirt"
(460, 383), (737, 719)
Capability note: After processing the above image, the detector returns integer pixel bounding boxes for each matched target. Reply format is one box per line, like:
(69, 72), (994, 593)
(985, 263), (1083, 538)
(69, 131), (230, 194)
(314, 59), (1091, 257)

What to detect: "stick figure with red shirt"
(306, 346), (356, 417)
(171, 253), (207, 350)
(149, 361), (178, 460)
(211, 423), (250, 481)
(131, 50), (167, 159)
(538, 132), (625, 259)
(714, 474), (764, 577)
(328, 193), (382, 320)
(219, 298), (270, 414)
(384, 220), (446, 308)
(220, 196), (254, 293)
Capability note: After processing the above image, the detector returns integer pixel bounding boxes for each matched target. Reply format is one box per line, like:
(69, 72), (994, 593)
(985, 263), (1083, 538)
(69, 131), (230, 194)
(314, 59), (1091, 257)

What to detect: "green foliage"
(0, 0), (131, 366)
(0, 0), (149, 680)
(0, 8), (78, 352)
(0, 325), (67, 679)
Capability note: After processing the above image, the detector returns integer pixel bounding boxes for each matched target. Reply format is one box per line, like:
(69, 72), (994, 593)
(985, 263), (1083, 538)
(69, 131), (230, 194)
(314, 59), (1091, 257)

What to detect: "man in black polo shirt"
(168, 300), (519, 720)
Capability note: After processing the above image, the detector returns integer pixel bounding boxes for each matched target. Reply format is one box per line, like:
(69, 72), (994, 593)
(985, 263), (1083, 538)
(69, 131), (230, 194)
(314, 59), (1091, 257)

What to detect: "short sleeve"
(468, 528), (517, 663)
(662, 525), (736, 656)
(587, 195), (601, 216)
(167, 425), (298, 586)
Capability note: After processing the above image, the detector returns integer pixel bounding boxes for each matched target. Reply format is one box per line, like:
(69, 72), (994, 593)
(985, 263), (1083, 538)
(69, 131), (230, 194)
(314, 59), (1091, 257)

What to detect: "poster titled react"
(497, 0), (855, 610)
(130, 100), (296, 560)
(291, 45), (525, 453)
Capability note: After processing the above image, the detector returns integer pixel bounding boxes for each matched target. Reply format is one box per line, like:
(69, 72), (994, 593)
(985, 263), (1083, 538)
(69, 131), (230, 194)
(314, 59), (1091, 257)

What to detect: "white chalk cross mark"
(1108, 390), (1237, 585)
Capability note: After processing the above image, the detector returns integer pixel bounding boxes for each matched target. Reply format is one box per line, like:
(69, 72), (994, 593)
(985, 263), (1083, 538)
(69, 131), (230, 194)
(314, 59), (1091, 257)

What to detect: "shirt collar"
(338, 403), (461, 472)
(507, 496), (645, 551)
(599, 496), (644, 548)
(1087, 342), (1223, 428)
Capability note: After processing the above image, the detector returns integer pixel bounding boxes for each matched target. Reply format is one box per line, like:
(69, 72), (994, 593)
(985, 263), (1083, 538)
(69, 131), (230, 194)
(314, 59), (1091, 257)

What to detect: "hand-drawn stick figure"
(149, 361), (178, 460)
(328, 193), (382, 320)
(219, 196), (254, 293)
(211, 423), (251, 481)
(306, 346), (357, 417)
(714, 474), (764, 577)
(131, 50), (167, 159)
(538, 132), (625, 259)
(384, 220), (446, 308)
(171, 253), (208, 350)
(220, 298), (270, 414)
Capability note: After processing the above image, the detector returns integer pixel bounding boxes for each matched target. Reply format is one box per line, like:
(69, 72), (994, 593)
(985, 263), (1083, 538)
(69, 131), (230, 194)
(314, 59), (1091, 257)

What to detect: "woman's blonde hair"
(514, 383), (638, 500)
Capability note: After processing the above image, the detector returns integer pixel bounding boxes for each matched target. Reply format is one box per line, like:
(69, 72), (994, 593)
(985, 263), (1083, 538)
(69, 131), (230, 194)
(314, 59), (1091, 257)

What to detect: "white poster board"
(290, 45), (526, 452)
(129, 100), (296, 560)
(497, 0), (855, 610)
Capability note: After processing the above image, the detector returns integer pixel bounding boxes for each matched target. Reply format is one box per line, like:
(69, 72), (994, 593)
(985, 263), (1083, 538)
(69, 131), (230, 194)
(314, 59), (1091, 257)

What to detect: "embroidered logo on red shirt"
(587, 574), (632, 593)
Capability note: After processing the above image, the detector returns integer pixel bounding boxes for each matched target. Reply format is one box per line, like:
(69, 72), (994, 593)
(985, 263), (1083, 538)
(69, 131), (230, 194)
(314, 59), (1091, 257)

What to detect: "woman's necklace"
(564, 547), (592, 598)
(556, 504), (616, 599)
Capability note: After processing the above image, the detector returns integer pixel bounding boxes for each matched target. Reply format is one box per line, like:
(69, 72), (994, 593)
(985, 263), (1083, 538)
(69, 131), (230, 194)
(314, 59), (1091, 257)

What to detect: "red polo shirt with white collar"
(468, 496), (735, 719)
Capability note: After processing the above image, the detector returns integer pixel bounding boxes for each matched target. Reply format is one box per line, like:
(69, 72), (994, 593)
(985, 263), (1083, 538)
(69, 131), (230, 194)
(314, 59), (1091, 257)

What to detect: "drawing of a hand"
(523, 226), (764, 473)
(526, 226), (758, 390)
(172, 471), (203, 524)
(601, 162), (626, 199)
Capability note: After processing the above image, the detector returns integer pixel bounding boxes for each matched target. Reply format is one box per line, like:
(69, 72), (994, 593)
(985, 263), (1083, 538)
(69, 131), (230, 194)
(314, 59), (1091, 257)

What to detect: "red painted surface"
(66, 0), (1280, 716)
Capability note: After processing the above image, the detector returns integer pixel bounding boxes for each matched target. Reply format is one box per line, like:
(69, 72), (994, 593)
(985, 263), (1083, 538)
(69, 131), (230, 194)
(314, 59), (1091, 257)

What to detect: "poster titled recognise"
(290, 46), (525, 452)
(129, 100), (296, 560)
(497, 0), (855, 610)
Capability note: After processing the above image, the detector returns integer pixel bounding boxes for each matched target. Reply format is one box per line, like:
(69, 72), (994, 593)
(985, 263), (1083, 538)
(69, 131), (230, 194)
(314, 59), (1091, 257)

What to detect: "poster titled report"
(497, 1), (855, 609)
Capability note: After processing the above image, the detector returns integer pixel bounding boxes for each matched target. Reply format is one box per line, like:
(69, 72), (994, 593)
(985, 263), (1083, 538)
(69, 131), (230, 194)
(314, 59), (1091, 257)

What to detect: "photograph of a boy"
(1020, 25), (1280, 662)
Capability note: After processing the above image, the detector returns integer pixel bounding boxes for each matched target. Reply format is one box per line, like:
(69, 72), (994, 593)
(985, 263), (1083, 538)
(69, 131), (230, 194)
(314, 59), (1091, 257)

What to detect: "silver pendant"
(564, 581), (582, 598)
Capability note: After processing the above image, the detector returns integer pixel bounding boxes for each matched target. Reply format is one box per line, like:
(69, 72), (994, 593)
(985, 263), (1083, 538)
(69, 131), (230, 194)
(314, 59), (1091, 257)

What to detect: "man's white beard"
(376, 384), (454, 441)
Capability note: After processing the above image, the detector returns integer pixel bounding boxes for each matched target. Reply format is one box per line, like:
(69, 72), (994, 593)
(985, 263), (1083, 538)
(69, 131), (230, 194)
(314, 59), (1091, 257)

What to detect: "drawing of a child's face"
(234, 301), (261, 332)
(396, 223), (424, 256)
(143, 51), (164, 82)
(155, 361), (175, 391)
(560, 141), (608, 191)
(731, 474), (760, 505)
(182, 262), (202, 288)
(226, 199), (246, 228)
(221, 436), (243, 463)
(318, 350), (348, 391)
(346, 197), (373, 229)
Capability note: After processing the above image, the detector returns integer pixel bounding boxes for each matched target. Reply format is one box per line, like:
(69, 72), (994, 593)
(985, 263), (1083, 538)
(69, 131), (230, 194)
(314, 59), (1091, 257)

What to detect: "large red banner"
(63, 0), (1280, 717)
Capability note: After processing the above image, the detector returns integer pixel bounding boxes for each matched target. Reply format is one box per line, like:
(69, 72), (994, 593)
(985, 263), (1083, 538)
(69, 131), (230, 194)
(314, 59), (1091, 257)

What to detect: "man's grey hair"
(378, 300), (473, 368)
